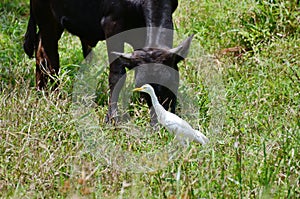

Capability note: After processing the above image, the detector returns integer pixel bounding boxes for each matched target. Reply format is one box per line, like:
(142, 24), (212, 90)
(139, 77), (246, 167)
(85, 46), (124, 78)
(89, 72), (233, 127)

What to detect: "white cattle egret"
(133, 84), (209, 145)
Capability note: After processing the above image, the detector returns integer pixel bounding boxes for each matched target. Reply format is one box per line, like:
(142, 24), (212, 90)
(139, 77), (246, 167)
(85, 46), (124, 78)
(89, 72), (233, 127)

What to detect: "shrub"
(237, 0), (300, 52)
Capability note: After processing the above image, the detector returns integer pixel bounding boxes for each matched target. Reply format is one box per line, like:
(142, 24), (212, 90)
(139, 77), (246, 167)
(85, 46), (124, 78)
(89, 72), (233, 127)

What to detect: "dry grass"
(1, 0), (299, 198)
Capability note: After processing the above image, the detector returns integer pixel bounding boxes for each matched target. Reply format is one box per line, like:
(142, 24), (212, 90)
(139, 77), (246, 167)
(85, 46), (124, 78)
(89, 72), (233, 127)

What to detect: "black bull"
(23, 0), (193, 123)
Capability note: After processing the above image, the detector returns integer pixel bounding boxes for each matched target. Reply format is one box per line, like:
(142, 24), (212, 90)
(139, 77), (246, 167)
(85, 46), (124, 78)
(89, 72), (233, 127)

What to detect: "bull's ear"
(111, 51), (135, 69)
(169, 35), (194, 62)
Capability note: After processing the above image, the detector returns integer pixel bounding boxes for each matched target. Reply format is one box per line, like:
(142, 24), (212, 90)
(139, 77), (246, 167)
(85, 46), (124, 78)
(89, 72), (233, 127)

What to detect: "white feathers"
(133, 84), (209, 145)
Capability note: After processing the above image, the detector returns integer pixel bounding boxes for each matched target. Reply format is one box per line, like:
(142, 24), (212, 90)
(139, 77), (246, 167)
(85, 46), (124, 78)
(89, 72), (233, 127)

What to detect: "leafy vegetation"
(237, 0), (300, 52)
(1, 0), (299, 198)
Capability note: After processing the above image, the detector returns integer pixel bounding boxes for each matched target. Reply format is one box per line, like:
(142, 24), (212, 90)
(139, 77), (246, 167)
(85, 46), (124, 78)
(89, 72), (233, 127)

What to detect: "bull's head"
(112, 35), (193, 123)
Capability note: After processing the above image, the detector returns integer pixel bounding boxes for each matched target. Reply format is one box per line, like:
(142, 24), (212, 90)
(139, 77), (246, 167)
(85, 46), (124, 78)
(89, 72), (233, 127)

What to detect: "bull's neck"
(143, 0), (177, 48)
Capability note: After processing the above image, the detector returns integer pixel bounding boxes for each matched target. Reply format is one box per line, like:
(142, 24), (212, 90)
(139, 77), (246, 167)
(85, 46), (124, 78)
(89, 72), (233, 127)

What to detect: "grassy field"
(1, 0), (300, 198)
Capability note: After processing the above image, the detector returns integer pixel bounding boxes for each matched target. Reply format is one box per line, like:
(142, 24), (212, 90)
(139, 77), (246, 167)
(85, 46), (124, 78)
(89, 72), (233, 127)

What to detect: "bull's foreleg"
(102, 16), (125, 123)
(35, 24), (62, 91)
(106, 59), (126, 123)
(35, 36), (49, 90)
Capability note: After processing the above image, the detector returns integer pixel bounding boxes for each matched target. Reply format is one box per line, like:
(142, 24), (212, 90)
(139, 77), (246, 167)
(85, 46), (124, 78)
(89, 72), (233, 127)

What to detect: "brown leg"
(35, 24), (62, 91)
(35, 36), (48, 90)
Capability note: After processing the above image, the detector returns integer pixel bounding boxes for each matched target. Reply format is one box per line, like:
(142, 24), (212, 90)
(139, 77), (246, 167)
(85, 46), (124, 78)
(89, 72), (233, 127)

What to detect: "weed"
(1, 0), (299, 198)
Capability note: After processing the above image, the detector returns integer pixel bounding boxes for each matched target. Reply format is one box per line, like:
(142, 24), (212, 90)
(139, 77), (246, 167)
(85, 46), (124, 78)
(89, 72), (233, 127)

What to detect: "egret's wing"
(161, 111), (193, 131)
(161, 111), (197, 144)
(161, 112), (209, 145)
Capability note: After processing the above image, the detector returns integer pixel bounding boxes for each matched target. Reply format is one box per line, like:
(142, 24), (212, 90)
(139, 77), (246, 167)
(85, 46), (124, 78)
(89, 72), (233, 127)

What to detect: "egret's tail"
(193, 130), (209, 145)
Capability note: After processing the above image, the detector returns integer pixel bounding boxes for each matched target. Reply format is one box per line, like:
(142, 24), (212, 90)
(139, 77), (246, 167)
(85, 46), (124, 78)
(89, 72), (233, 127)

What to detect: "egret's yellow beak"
(132, 87), (143, 92)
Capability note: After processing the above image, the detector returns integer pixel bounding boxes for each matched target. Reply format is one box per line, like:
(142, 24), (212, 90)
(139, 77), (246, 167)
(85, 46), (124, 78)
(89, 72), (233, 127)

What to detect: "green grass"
(1, 0), (300, 198)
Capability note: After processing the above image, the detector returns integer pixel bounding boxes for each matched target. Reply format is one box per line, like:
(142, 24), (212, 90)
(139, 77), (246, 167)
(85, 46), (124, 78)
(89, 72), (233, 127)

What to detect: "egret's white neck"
(147, 88), (160, 106)
(146, 87), (166, 122)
